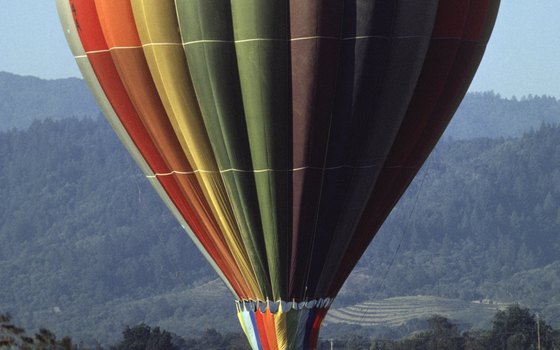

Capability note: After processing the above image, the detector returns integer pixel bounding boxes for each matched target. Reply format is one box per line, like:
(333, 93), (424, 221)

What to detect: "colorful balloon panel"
(328, 0), (501, 297)
(57, 0), (500, 349)
(59, 0), (253, 298)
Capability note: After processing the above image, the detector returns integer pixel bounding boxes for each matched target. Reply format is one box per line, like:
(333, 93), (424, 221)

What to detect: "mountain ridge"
(1, 72), (559, 139)
(0, 71), (99, 130)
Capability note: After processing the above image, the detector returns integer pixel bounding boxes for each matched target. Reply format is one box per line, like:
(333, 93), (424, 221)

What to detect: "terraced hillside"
(326, 296), (508, 329)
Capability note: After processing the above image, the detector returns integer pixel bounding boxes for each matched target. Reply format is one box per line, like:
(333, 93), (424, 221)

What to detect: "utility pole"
(537, 313), (541, 350)
(330, 338), (334, 350)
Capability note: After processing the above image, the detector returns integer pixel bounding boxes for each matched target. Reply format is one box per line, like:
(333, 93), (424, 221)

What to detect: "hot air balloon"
(56, 0), (500, 349)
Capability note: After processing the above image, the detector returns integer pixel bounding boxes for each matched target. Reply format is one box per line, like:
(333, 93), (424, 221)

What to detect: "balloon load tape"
(236, 298), (333, 314)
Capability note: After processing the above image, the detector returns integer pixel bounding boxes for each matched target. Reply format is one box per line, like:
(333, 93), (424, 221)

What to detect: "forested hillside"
(0, 118), (218, 343)
(342, 124), (560, 312)
(0, 72), (99, 130)
(1, 114), (560, 343)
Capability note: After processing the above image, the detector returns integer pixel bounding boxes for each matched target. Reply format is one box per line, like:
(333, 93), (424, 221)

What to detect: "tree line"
(3, 305), (560, 349)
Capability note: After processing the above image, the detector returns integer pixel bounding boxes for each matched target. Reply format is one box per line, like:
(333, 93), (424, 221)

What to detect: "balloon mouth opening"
(236, 299), (331, 350)
(236, 298), (333, 314)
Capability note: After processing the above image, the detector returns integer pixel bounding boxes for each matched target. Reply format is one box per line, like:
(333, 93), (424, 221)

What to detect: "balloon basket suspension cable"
(358, 160), (433, 325)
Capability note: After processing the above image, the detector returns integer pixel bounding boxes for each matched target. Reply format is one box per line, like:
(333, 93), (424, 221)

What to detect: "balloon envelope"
(57, 0), (500, 348)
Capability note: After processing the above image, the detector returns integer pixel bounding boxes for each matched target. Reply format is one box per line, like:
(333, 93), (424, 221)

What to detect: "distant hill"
(446, 91), (560, 139)
(0, 72), (99, 130)
(1, 117), (560, 344)
(1, 72), (559, 139)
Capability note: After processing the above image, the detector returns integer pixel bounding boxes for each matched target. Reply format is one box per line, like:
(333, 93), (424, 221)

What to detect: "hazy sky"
(1, 1), (559, 98)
